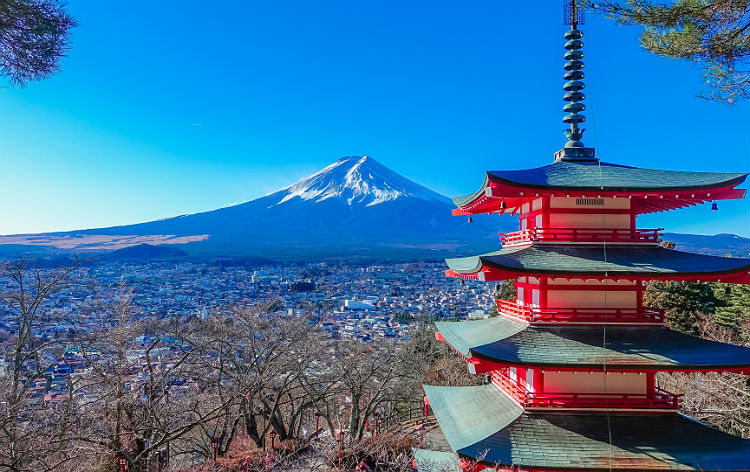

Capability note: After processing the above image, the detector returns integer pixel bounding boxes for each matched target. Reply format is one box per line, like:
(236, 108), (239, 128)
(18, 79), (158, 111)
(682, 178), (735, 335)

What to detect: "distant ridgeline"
(0, 155), (747, 261)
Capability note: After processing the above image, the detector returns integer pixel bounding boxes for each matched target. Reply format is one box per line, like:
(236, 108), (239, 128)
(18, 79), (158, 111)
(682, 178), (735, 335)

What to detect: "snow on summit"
(275, 156), (449, 206)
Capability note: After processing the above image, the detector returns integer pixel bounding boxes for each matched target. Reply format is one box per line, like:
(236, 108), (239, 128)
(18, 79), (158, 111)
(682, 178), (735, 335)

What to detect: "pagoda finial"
(555, 0), (596, 162)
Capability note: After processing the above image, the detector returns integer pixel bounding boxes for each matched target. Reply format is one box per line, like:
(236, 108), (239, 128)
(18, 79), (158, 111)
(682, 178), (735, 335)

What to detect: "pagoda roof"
(412, 449), (461, 472)
(424, 384), (750, 471)
(453, 160), (747, 207)
(445, 245), (750, 282)
(436, 317), (750, 371)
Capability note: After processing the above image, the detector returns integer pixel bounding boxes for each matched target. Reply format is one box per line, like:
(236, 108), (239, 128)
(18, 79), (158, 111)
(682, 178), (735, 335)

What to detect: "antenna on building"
(556, 0), (597, 162)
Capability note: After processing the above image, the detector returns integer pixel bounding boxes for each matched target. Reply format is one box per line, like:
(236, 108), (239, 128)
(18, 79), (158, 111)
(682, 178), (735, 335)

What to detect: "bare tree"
(176, 302), (332, 465)
(72, 288), (231, 472)
(658, 315), (750, 438)
(328, 338), (400, 441)
(0, 259), (81, 472)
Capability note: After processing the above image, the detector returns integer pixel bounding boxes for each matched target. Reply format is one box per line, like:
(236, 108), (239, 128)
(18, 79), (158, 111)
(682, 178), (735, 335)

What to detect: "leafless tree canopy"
(2, 261), (747, 471)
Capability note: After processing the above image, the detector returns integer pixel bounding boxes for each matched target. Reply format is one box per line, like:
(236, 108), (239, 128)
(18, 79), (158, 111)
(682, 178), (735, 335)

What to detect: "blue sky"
(0, 1), (747, 236)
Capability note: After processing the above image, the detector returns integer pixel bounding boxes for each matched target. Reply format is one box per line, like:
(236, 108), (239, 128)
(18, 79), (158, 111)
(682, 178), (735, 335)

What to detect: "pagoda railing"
(500, 227), (663, 246)
(491, 371), (681, 410)
(496, 299), (665, 324)
(491, 370), (528, 403)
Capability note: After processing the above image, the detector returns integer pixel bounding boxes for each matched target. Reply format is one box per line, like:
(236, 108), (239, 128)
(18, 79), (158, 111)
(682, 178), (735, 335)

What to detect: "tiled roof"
(422, 385), (523, 452)
(437, 317), (750, 370)
(452, 160), (747, 206)
(436, 317), (521, 357)
(445, 245), (750, 277)
(424, 384), (750, 471)
(412, 449), (461, 472)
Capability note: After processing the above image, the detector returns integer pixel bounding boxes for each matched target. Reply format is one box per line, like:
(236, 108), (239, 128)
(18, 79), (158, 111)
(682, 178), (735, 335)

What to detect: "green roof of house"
(445, 245), (750, 277)
(452, 160), (747, 206)
(424, 384), (750, 471)
(437, 317), (750, 370)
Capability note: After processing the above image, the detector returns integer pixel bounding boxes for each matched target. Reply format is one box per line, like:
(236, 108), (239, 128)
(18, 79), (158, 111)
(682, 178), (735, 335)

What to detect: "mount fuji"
(1, 156), (506, 260)
(276, 155), (447, 207)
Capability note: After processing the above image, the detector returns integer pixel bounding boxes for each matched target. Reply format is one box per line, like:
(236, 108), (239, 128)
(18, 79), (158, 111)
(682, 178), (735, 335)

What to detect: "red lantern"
(117, 456), (128, 472)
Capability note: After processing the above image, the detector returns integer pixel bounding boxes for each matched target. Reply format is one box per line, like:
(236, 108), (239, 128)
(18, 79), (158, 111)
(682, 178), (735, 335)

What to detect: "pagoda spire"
(555, 0), (596, 162)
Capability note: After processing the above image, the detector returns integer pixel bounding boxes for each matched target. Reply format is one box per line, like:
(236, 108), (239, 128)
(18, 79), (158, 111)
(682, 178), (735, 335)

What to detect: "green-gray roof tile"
(438, 317), (750, 370)
(435, 318), (525, 357)
(445, 245), (750, 277)
(487, 161), (747, 190)
(423, 385), (523, 452)
(424, 384), (750, 471)
(452, 161), (747, 206)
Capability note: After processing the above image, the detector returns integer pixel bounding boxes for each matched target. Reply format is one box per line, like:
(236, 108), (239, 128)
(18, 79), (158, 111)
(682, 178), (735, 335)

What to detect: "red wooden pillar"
(646, 371), (656, 397)
(538, 277), (548, 311)
(534, 368), (544, 394)
(636, 282), (645, 312)
(541, 196), (551, 229)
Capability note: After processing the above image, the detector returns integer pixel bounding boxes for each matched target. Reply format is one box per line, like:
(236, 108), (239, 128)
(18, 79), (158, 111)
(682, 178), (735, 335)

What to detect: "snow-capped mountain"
(0, 156), (506, 259)
(275, 156), (449, 207)
(3, 155), (747, 260)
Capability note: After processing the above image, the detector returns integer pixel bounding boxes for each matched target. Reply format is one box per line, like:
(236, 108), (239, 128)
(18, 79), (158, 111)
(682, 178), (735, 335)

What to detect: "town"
(0, 259), (496, 408)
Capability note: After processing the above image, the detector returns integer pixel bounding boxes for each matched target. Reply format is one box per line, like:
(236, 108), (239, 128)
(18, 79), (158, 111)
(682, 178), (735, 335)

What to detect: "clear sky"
(1, 1), (748, 236)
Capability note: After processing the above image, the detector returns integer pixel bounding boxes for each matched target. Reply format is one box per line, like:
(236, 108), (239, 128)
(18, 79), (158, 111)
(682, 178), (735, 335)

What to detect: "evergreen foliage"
(497, 280), (516, 301)
(591, 0), (750, 102)
(489, 304), (499, 317)
(644, 280), (749, 337)
(0, 0), (76, 86)
(644, 280), (717, 333)
(712, 283), (750, 336)
(394, 310), (414, 323)
(488, 280), (516, 317)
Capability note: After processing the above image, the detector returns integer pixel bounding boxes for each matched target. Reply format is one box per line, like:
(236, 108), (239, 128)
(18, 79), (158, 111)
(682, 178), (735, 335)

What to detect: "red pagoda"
(418, 3), (750, 471)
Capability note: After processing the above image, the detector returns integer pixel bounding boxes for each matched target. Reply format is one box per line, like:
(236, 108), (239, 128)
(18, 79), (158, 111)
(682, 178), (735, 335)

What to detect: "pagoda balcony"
(491, 371), (682, 411)
(496, 299), (665, 324)
(499, 227), (663, 246)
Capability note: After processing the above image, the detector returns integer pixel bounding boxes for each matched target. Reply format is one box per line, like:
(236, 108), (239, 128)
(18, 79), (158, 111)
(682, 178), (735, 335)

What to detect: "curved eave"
(452, 168), (747, 216)
(435, 317), (750, 373)
(444, 246), (750, 283)
(435, 318), (519, 358)
(425, 384), (750, 471)
(485, 167), (747, 193)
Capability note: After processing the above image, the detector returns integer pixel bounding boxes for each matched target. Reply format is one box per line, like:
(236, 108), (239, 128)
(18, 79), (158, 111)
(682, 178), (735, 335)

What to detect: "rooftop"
(454, 160), (746, 205)
(445, 245), (750, 282)
(424, 384), (750, 471)
(436, 317), (750, 371)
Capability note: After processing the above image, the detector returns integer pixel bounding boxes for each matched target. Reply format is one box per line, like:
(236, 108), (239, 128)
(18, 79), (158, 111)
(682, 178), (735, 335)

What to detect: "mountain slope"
(4, 155), (745, 261)
(98, 243), (189, 261)
(1, 156), (505, 258)
(664, 233), (750, 258)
